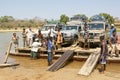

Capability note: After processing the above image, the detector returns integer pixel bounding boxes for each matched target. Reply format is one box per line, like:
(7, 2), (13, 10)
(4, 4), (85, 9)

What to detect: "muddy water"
(0, 32), (120, 73)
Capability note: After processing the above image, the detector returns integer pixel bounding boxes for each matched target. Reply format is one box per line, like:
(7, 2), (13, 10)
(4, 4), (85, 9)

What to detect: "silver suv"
(79, 21), (110, 46)
(61, 24), (84, 45)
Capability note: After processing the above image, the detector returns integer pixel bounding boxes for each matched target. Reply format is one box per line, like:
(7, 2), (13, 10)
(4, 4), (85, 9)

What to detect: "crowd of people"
(12, 26), (62, 66)
(99, 24), (120, 73)
(11, 23), (120, 68)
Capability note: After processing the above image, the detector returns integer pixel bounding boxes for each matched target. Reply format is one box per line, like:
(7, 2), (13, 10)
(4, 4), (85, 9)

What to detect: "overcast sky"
(0, 0), (120, 19)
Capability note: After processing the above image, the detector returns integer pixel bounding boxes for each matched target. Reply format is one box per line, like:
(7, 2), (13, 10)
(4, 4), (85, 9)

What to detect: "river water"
(0, 32), (120, 72)
(0, 32), (23, 64)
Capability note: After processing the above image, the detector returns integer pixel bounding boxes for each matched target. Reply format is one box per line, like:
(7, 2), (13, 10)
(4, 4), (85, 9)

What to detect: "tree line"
(0, 16), (45, 30)
(0, 13), (116, 29)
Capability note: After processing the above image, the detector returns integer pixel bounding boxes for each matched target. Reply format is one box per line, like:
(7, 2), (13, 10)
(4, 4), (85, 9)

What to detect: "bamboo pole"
(4, 41), (12, 64)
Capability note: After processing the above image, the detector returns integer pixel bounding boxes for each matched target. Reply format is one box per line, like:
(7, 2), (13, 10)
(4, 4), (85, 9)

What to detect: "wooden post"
(4, 41), (12, 64)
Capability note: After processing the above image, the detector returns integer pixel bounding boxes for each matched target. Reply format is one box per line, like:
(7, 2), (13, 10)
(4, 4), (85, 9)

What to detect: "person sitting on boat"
(110, 24), (116, 41)
(99, 36), (108, 73)
(12, 32), (19, 52)
(31, 38), (42, 59)
(110, 30), (119, 57)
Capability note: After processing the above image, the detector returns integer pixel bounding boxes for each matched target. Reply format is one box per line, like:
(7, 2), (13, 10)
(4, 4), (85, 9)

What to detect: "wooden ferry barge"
(9, 45), (120, 63)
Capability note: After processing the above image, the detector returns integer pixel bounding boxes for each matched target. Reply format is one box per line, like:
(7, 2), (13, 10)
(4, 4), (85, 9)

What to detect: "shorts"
(100, 54), (107, 64)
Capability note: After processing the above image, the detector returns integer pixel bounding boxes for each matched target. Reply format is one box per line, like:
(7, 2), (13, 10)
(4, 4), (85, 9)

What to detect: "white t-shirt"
(26, 29), (33, 38)
(31, 42), (42, 52)
(48, 29), (57, 37)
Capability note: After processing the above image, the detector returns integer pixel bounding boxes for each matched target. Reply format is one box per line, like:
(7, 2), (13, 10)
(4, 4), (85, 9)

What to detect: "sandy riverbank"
(0, 28), (39, 32)
(0, 29), (22, 32)
(0, 56), (120, 80)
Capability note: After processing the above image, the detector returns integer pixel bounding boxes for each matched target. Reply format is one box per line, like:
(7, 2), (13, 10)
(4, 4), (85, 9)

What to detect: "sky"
(0, 0), (120, 20)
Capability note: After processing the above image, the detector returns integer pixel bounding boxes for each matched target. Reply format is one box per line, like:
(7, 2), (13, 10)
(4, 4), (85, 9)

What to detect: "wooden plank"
(4, 41), (12, 63)
(78, 49), (100, 76)
(0, 63), (19, 67)
(47, 50), (74, 71)
(10, 52), (30, 57)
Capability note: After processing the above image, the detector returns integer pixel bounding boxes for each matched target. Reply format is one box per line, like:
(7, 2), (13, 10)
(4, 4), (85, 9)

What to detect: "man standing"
(26, 26), (34, 47)
(22, 28), (27, 47)
(46, 36), (53, 66)
(48, 26), (57, 50)
(99, 36), (108, 73)
(48, 26), (57, 41)
(83, 23), (89, 49)
(12, 33), (19, 52)
(56, 28), (63, 50)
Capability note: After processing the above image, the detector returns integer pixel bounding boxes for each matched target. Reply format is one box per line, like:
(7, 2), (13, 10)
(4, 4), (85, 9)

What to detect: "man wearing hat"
(110, 24), (119, 57)
(110, 24), (116, 39)
(31, 38), (42, 59)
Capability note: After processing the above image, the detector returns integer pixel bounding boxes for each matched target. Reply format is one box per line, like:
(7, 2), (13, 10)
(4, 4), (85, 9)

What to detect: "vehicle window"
(41, 27), (46, 31)
(61, 26), (66, 30)
(66, 26), (77, 30)
(88, 23), (104, 30)
(41, 26), (54, 31)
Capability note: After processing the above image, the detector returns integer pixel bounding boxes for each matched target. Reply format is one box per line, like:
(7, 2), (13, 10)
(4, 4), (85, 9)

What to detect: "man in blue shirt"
(46, 36), (53, 66)
(110, 24), (116, 39)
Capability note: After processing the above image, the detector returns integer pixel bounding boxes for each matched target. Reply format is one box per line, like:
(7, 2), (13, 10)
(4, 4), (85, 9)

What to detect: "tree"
(60, 14), (69, 24)
(0, 16), (14, 22)
(99, 13), (114, 24)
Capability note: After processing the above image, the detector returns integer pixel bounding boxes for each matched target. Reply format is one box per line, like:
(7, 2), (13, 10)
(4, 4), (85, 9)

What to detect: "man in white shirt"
(48, 26), (57, 50)
(26, 26), (34, 47)
(31, 38), (42, 59)
(47, 26), (57, 40)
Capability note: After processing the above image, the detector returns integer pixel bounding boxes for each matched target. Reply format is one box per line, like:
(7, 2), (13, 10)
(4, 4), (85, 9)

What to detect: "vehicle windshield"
(62, 26), (77, 30)
(41, 26), (54, 31)
(88, 23), (104, 30)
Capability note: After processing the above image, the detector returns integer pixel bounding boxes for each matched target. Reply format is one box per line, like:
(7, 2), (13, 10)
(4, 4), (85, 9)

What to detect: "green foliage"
(0, 16), (45, 29)
(99, 13), (114, 24)
(60, 14), (69, 24)
(0, 16), (14, 22)
(47, 19), (60, 24)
